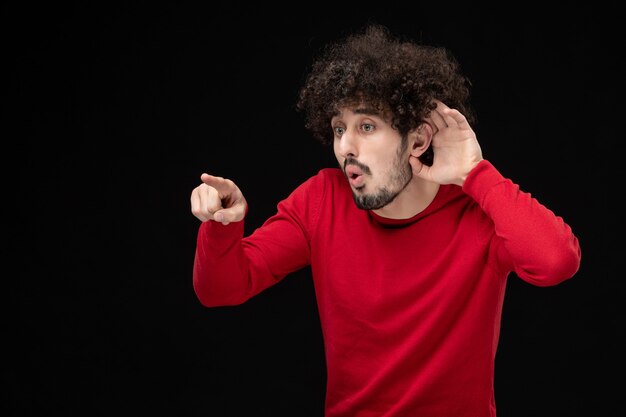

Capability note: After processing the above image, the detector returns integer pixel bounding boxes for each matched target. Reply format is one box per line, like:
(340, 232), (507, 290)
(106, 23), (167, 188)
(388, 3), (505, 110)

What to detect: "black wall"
(4, 3), (623, 416)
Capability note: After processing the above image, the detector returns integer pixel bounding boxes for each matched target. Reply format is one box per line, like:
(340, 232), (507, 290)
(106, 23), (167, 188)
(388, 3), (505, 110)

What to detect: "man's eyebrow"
(332, 107), (381, 119)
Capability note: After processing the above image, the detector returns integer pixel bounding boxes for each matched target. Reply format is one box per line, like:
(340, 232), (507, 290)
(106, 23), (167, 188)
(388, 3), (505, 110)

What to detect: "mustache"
(344, 158), (372, 175)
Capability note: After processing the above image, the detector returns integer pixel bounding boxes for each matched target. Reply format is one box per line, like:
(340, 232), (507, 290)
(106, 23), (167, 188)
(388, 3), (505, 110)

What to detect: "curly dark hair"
(296, 24), (475, 165)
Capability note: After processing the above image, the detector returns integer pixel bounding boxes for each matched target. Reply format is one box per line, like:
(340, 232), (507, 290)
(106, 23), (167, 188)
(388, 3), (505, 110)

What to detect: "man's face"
(332, 106), (412, 210)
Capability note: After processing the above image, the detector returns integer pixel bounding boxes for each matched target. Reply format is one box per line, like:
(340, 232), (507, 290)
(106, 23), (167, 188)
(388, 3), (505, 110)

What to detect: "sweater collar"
(367, 184), (460, 226)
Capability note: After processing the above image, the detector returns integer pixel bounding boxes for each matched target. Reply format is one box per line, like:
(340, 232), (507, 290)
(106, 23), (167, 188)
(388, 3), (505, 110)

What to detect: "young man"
(189, 24), (581, 417)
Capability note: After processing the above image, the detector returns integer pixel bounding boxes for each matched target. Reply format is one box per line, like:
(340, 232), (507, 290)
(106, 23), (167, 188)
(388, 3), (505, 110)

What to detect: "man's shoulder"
(298, 167), (343, 185)
(291, 167), (347, 198)
(316, 167), (343, 180)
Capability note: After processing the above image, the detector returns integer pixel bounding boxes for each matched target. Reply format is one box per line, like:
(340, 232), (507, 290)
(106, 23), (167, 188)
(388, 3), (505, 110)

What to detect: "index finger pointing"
(200, 174), (237, 198)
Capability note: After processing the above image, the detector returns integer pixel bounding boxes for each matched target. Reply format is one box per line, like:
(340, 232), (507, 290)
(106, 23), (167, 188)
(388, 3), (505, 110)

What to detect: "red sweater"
(193, 160), (581, 417)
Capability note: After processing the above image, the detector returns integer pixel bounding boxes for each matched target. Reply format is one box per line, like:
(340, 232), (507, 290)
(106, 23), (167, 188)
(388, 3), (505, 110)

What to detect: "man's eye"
(362, 123), (375, 132)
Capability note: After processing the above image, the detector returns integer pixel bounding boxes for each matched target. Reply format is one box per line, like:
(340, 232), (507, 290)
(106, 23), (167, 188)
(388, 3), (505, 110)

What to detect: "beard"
(347, 138), (412, 210)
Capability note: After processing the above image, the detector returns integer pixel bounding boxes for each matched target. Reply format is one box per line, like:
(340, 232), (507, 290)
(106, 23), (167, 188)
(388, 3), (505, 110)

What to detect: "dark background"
(3, 2), (623, 416)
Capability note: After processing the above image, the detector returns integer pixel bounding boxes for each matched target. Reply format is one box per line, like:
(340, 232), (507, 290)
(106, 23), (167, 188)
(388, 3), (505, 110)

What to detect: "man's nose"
(336, 128), (358, 158)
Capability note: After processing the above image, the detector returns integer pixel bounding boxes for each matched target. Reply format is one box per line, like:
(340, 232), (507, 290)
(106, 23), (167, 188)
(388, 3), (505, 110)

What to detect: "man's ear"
(409, 122), (433, 158)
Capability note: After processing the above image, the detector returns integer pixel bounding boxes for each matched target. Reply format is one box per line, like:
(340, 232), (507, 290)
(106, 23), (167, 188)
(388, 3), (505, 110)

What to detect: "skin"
(190, 100), (483, 224)
(332, 104), (416, 213)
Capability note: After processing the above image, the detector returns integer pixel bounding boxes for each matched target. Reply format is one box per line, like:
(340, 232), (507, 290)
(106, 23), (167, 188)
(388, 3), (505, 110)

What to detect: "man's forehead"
(332, 105), (381, 119)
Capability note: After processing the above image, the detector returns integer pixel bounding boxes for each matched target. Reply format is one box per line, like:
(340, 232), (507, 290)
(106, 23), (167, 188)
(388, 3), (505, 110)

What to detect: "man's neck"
(372, 178), (440, 219)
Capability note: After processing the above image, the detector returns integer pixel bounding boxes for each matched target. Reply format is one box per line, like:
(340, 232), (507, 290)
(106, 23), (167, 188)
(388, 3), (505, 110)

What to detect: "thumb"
(212, 211), (226, 225)
(213, 199), (247, 225)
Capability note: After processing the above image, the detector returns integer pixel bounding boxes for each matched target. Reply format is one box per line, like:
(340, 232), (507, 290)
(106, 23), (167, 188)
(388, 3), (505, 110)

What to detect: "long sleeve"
(193, 220), (253, 306)
(462, 160), (581, 286)
(193, 175), (323, 307)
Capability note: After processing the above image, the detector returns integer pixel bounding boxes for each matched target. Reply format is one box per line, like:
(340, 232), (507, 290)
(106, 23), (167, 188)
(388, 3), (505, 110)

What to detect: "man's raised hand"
(190, 174), (247, 225)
